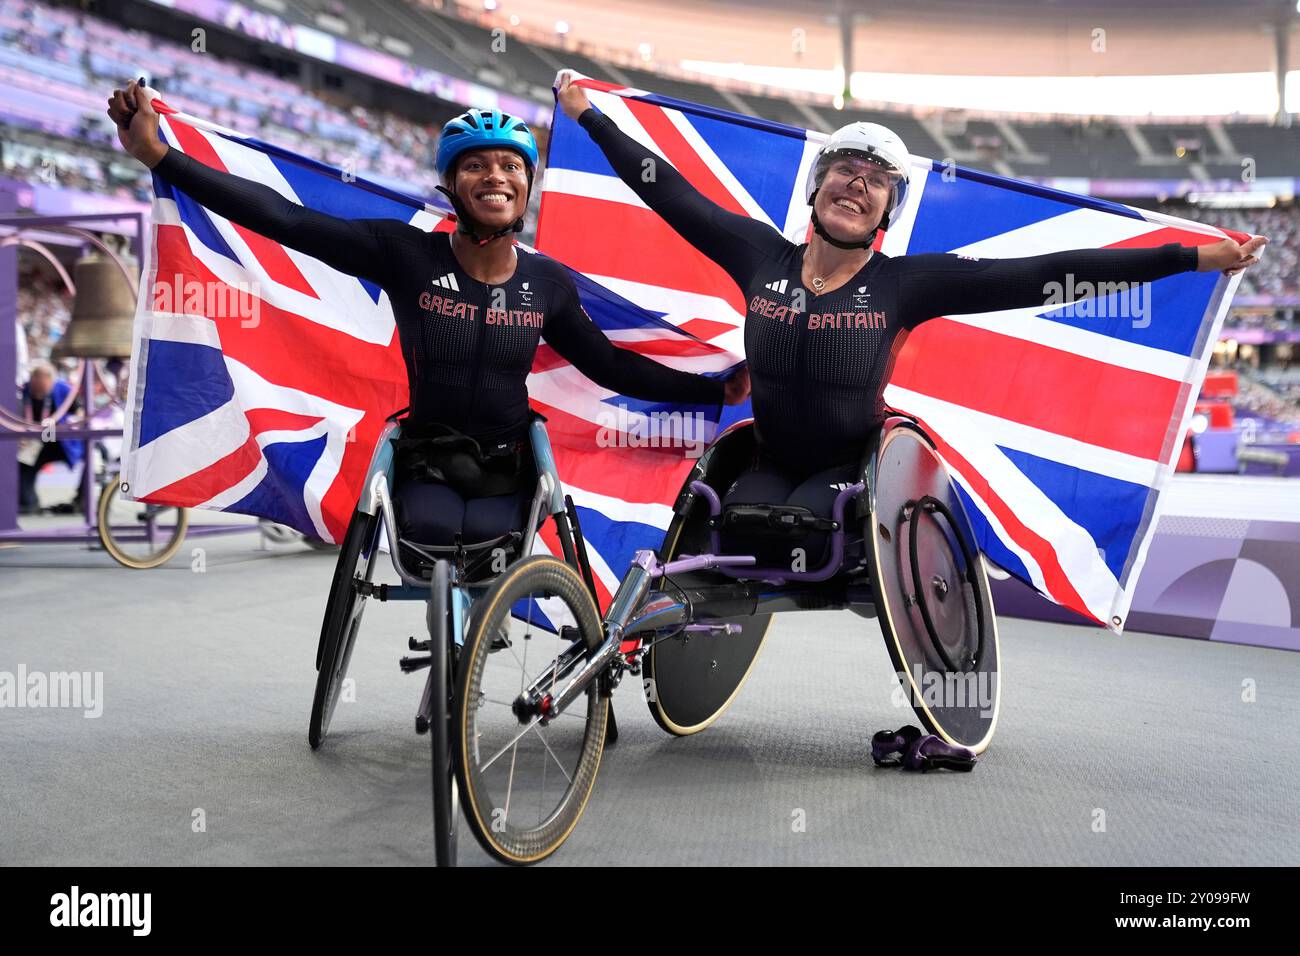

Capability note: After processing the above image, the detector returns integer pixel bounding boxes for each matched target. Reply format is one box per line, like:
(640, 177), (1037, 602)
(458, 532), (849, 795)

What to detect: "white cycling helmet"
(805, 122), (912, 244)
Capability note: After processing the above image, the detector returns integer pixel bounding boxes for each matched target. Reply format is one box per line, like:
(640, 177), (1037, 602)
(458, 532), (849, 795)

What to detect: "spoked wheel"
(426, 560), (458, 867)
(96, 475), (189, 569)
(454, 556), (607, 865)
(643, 496), (772, 736)
(309, 507), (381, 749)
(867, 424), (1000, 753)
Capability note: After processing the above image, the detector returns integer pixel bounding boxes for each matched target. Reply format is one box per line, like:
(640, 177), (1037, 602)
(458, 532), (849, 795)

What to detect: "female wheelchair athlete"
(456, 413), (1001, 865)
(308, 411), (609, 867)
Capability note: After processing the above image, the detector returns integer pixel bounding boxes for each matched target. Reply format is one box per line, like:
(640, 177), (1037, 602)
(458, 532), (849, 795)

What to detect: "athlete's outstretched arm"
(896, 243), (1202, 329)
(543, 272), (726, 406)
(109, 79), (413, 286)
(557, 74), (785, 287)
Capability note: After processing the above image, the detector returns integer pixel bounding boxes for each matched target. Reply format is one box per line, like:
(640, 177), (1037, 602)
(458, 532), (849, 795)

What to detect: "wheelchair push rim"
(97, 474), (189, 569)
(309, 507), (381, 749)
(454, 555), (608, 865)
(867, 424), (1000, 754)
(427, 560), (459, 867)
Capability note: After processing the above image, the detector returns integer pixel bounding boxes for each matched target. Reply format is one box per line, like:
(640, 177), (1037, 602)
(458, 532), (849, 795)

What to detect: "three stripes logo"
(431, 272), (460, 292)
(763, 278), (789, 295)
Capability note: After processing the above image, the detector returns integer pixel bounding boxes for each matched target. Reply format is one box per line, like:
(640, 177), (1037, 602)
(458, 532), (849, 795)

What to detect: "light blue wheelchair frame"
(353, 414), (571, 635)
(309, 412), (599, 866)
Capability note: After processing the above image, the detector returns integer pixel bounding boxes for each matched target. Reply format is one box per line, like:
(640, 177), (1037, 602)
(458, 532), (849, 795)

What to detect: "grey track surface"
(2, 530), (1298, 867)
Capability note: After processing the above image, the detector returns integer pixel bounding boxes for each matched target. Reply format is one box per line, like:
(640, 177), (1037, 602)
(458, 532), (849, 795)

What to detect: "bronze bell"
(51, 253), (137, 359)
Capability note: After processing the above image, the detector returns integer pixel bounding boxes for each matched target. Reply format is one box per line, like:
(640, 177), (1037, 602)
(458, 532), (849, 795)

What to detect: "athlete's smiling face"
(814, 156), (896, 242)
(453, 148), (530, 230)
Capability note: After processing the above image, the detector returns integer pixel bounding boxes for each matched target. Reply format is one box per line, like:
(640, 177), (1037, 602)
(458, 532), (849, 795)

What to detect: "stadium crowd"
(2, 0), (1295, 420)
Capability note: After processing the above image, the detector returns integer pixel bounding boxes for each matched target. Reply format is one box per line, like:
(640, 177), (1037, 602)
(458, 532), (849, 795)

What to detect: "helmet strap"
(808, 189), (879, 251)
(435, 165), (533, 247)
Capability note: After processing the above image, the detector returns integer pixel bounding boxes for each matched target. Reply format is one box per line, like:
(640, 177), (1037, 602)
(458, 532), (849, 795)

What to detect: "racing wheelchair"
(455, 414), (1001, 864)
(309, 412), (607, 867)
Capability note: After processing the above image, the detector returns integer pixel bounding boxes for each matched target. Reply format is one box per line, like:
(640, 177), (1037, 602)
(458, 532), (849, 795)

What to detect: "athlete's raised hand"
(107, 78), (168, 168)
(1197, 235), (1267, 277)
(555, 70), (593, 123)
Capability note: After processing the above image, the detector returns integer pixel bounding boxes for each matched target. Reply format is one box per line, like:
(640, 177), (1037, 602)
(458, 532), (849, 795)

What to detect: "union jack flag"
(120, 91), (729, 555)
(122, 95), (431, 543)
(537, 75), (1251, 632)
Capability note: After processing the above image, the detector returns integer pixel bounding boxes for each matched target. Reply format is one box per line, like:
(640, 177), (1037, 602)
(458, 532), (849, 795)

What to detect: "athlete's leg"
(718, 456), (798, 565)
(393, 478), (467, 545)
(786, 460), (860, 566)
(462, 490), (531, 543)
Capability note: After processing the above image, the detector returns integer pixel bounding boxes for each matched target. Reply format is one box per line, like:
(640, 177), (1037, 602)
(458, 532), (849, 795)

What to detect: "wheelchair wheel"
(97, 475), (189, 569)
(866, 424), (1000, 754)
(643, 503), (772, 737)
(454, 556), (607, 865)
(309, 507), (381, 749)
(427, 561), (458, 867)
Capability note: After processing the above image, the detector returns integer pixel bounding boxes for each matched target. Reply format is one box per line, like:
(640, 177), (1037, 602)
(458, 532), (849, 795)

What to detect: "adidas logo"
(431, 272), (460, 292)
(763, 278), (789, 295)
(829, 481), (856, 491)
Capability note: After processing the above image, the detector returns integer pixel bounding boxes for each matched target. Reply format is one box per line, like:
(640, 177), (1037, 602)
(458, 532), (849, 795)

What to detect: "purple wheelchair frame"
(684, 479), (866, 584)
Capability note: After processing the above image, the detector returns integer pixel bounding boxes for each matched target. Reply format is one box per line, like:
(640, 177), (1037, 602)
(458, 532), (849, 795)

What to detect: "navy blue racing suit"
(152, 148), (724, 547)
(578, 108), (1199, 564)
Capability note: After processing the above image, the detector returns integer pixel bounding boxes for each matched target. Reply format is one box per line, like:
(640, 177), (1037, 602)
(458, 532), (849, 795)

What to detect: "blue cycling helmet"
(435, 108), (539, 179)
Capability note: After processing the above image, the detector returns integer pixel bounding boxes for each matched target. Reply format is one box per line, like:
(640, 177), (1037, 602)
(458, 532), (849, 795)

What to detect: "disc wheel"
(309, 507), (380, 749)
(867, 424), (1000, 753)
(643, 495), (772, 736)
(96, 475), (189, 569)
(454, 556), (607, 865)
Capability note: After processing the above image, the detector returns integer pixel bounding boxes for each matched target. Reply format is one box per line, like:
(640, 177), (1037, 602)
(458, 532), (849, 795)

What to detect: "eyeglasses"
(821, 161), (899, 193)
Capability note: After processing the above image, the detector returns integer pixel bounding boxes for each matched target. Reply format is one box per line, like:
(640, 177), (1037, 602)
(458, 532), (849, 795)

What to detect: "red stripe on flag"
(889, 319), (1180, 460)
(574, 78), (630, 95)
(153, 224), (407, 541)
(1106, 222), (1251, 249)
(530, 336), (724, 376)
(910, 416), (1101, 626)
(624, 98), (749, 217)
(1106, 226), (1219, 250)
(677, 318), (737, 342)
(536, 520), (614, 611)
(164, 120), (320, 299)
(229, 225), (319, 299)
(320, 416), (389, 543)
(536, 192), (746, 308)
(155, 226), (406, 394)
(533, 399), (698, 504)
(166, 118), (225, 168)
(245, 408), (324, 435)
(149, 433), (261, 505)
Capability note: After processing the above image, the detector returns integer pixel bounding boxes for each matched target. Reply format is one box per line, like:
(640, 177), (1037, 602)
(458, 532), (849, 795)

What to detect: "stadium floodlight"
(556, 19), (570, 35)
(484, 0), (497, 10)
